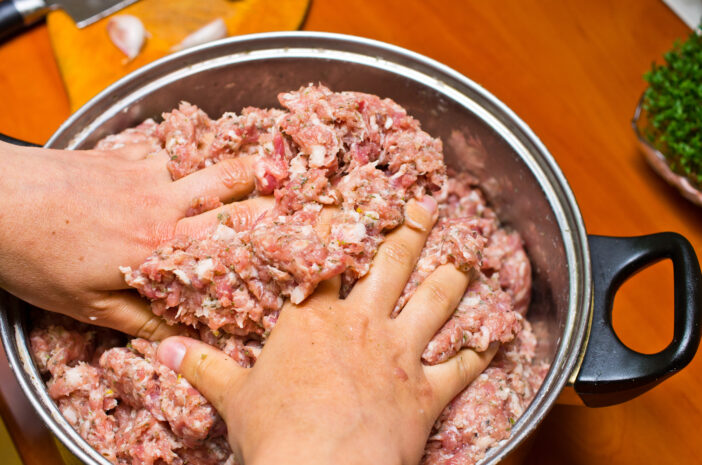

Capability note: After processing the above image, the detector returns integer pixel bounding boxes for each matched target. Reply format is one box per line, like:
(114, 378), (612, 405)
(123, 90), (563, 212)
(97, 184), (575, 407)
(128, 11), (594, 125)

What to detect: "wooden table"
(1, 0), (700, 463)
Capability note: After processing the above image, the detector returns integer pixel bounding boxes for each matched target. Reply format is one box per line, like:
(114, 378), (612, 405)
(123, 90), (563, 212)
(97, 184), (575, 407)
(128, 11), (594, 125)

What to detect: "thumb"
(157, 336), (248, 416)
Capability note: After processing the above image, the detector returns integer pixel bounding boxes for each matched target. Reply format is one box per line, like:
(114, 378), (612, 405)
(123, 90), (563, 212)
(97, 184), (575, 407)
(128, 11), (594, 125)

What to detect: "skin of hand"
(157, 196), (498, 465)
(0, 141), (272, 340)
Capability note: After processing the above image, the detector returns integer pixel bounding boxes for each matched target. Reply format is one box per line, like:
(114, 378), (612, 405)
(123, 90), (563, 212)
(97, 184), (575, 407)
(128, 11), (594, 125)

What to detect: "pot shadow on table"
(522, 404), (625, 465)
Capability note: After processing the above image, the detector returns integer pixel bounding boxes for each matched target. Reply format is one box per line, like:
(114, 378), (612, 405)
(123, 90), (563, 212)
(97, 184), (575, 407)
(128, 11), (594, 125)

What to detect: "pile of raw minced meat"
(30, 85), (548, 465)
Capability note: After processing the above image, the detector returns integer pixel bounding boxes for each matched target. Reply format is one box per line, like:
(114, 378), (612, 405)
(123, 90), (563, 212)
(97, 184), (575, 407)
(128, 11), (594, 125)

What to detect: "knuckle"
(120, 143), (150, 160)
(89, 296), (111, 316)
(135, 316), (164, 341)
(145, 221), (177, 248)
(86, 298), (126, 331)
(219, 159), (250, 189)
(89, 293), (121, 319)
(424, 279), (450, 307)
(173, 217), (195, 237)
(229, 203), (257, 230)
(382, 240), (414, 266)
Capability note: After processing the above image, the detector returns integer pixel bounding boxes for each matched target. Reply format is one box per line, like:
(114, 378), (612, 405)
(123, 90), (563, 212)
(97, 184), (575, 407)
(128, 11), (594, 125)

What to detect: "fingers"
(90, 292), (181, 341)
(170, 157), (256, 209)
(348, 196), (438, 315)
(424, 343), (499, 413)
(288, 276), (342, 310)
(156, 336), (247, 416)
(395, 264), (471, 351)
(175, 196), (274, 240)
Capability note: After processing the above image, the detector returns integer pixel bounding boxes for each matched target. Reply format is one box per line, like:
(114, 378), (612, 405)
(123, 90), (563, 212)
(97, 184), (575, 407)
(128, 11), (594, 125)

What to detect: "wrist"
(242, 430), (405, 465)
(0, 142), (22, 235)
(0, 142), (33, 206)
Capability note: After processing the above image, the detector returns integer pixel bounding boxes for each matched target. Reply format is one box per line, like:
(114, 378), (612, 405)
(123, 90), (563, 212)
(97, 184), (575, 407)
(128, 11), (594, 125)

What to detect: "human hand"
(156, 196), (497, 465)
(0, 141), (272, 340)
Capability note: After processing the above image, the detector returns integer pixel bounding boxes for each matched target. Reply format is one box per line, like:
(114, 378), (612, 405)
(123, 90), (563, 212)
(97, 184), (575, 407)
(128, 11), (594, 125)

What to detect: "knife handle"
(0, 0), (47, 42)
(0, 0), (24, 41)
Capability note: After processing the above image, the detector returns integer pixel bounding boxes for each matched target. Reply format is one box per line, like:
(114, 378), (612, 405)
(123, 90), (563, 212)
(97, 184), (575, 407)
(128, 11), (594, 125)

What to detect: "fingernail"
(418, 195), (437, 215)
(158, 338), (187, 371)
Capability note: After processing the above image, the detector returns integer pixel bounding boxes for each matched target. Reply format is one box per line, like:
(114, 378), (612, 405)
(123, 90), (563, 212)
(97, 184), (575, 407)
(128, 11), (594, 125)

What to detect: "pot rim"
(0, 31), (592, 465)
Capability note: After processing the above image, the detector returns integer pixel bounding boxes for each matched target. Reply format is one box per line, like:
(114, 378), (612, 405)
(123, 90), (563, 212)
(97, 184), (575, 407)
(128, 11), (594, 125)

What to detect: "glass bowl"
(632, 93), (702, 207)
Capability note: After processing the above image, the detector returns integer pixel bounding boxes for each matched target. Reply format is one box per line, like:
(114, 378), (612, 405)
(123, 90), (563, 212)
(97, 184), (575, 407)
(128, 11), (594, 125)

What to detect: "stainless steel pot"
(1, 32), (700, 465)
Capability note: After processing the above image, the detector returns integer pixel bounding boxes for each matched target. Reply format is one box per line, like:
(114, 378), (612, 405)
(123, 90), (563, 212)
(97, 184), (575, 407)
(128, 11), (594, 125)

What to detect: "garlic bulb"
(173, 18), (228, 51)
(107, 15), (147, 60)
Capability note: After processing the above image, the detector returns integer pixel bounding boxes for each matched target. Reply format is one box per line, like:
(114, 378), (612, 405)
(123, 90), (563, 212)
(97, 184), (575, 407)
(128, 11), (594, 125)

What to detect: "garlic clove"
(107, 15), (147, 61)
(172, 18), (228, 52)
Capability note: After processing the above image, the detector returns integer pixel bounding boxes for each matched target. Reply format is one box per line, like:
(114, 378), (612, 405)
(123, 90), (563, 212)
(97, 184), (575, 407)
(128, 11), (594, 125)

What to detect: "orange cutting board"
(47, 0), (310, 111)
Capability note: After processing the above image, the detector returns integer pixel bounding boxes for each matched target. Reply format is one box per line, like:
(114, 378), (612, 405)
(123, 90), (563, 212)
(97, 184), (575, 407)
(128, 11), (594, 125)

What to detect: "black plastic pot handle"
(574, 233), (701, 407)
(0, 132), (39, 147)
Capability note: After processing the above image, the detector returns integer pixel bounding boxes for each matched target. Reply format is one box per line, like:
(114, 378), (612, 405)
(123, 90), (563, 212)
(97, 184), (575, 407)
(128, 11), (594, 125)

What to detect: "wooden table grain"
(0, 1), (700, 464)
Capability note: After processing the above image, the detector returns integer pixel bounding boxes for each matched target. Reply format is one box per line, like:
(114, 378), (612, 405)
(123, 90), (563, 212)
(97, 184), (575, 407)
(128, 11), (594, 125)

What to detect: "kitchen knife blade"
(55, 0), (141, 27)
(0, 0), (140, 42)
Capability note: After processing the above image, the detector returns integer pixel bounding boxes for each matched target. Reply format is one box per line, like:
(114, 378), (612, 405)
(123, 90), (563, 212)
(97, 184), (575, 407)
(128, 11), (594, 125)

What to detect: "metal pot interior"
(1, 32), (591, 465)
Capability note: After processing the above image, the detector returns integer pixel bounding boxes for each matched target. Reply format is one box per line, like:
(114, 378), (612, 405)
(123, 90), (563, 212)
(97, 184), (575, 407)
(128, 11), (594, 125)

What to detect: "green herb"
(643, 24), (702, 187)
(217, 212), (231, 224)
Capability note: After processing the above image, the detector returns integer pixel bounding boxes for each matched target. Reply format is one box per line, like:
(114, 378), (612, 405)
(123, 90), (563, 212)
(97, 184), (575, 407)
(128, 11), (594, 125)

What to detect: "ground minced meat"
(31, 85), (547, 465)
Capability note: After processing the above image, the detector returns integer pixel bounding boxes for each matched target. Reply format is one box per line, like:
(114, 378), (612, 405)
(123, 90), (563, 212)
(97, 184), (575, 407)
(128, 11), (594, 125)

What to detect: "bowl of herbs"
(633, 25), (702, 207)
